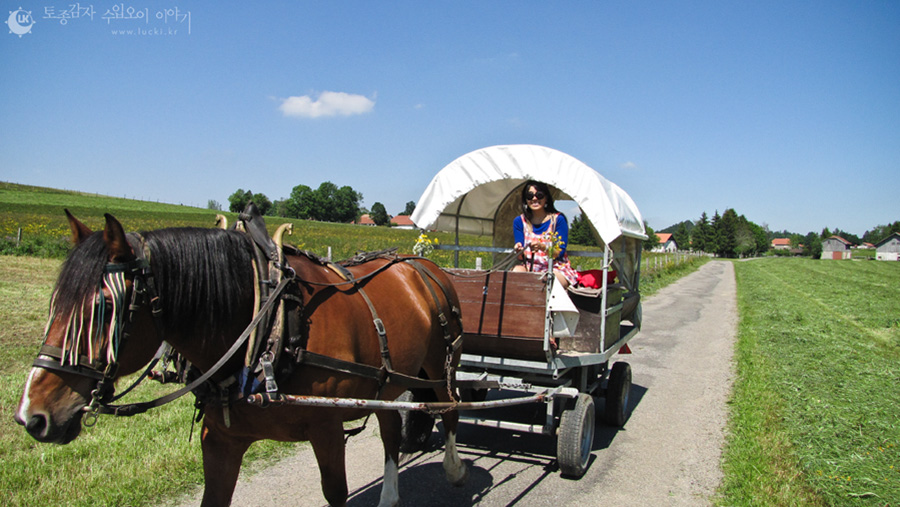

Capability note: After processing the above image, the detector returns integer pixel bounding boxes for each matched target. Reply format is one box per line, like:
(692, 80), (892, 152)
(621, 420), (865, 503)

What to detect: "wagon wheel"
(605, 362), (632, 427)
(398, 390), (436, 453)
(557, 393), (595, 478)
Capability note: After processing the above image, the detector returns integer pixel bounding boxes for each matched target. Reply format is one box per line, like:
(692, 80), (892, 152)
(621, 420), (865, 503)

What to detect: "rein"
(97, 274), (294, 417)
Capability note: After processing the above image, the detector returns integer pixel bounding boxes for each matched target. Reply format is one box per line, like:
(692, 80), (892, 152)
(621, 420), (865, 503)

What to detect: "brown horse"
(14, 212), (467, 506)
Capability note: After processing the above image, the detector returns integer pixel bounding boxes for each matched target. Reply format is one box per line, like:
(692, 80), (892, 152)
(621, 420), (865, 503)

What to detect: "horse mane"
(143, 228), (255, 337)
(51, 232), (110, 322)
(50, 226), (256, 343)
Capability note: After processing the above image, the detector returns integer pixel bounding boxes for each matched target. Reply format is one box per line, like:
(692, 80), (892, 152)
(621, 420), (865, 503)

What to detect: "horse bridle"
(31, 234), (163, 419)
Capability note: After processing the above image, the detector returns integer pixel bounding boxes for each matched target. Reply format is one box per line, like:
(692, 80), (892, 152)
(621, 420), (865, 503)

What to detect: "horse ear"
(65, 209), (93, 245)
(103, 213), (134, 262)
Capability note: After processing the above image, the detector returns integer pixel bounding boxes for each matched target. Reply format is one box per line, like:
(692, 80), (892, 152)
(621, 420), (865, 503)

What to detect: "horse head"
(14, 211), (163, 444)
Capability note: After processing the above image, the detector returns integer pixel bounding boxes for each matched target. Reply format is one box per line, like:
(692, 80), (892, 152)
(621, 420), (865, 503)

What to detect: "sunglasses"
(525, 191), (546, 201)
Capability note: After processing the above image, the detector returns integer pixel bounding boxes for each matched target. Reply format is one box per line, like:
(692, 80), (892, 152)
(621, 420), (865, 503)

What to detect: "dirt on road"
(169, 260), (737, 506)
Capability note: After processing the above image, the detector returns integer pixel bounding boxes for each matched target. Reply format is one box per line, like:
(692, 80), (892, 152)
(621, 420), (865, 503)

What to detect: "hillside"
(0, 182), (493, 265)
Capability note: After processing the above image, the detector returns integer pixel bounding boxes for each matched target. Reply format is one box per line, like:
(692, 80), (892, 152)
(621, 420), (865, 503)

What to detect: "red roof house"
(390, 215), (415, 229)
(354, 214), (376, 226)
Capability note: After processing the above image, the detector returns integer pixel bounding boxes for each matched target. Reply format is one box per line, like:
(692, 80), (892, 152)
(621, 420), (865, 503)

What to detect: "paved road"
(171, 260), (737, 506)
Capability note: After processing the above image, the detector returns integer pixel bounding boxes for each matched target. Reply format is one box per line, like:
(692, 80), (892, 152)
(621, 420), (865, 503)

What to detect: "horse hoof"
(448, 464), (469, 487)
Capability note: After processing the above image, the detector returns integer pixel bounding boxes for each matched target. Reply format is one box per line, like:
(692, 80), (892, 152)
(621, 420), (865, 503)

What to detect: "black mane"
(52, 232), (109, 319)
(143, 228), (255, 336)
(51, 227), (256, 339)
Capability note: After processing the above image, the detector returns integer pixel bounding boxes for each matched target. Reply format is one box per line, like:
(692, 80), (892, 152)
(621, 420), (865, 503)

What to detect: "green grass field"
(720, 258), (900, 506)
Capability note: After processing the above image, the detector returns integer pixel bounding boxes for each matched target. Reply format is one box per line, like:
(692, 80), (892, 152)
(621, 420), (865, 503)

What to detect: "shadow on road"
(346, 382), (648, 506)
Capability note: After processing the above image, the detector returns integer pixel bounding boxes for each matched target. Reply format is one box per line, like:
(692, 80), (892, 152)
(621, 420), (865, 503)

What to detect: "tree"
(692, 212), (710, 253)
(271, 199), (288, 218)
(253, 193), (272, 216)
(673, 222), (690, 252)
(370, 202), (389, 226)
(717, 209), (739, 258)
(402, 201), (416, 216)
(709, 211), (722, 256)
(207, 199), (222, 211)
(733, 215), (768, 258)
(804, 232), (823, 258)
(643, 222), (659, 251)
(569, 214), (598, 246)
(301, 182), (363, 222)
(228, 189), (253, 213)
(863, 221), (900, 244)
(284, 184), (314, 219)
(331, 185), (363, 223)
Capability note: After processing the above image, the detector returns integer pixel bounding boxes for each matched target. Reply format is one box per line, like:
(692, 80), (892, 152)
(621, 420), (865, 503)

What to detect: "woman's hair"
(520, 180), (559, 219)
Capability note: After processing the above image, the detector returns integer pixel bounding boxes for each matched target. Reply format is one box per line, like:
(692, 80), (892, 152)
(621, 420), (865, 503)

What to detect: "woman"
(512, 180), (579, 288)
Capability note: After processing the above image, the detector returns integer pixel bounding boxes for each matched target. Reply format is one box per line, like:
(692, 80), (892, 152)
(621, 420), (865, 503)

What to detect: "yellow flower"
(413, 233), (435, 257)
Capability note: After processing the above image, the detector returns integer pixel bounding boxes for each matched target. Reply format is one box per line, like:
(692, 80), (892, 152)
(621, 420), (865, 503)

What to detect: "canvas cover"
(412, 144), (647, 336)
(411, 144), (646, 246)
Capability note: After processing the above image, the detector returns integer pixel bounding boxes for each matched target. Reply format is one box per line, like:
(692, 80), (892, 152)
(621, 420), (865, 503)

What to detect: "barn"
(821, 236), (852, 260)
(875, 232), (900, 261)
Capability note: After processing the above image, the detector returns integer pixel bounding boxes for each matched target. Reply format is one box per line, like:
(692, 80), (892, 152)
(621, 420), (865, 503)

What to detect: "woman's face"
(524, 185), (547, 212)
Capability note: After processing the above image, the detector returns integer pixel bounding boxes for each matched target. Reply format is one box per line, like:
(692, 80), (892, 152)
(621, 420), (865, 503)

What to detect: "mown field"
(0, 182), (706, 506)
(721, 258), (899, 506)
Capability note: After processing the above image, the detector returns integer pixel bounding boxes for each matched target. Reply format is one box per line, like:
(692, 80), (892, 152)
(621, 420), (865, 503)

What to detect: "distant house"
(771, 238), (791, 250)
(354, 214), (376, 226)
(821, 236), (852, 260)
(875, 232), (900, 261)
(857, 242), (875, 250)
(390, 215), (416, 230)
(652, 233), (678, 253)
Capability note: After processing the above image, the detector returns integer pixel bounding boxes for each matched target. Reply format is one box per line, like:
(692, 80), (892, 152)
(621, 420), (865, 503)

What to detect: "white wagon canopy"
(411, 144), (647, 296)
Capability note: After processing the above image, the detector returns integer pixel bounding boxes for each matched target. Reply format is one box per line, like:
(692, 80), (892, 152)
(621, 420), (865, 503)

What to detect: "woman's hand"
(529, 241), (547, 252)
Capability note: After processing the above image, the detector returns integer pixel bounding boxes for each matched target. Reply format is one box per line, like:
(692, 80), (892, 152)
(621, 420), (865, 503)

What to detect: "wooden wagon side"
(448, 268), (639, 364)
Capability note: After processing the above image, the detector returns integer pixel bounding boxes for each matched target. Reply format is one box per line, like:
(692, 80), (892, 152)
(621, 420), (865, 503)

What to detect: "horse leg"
(309, 418), (349, 507)
(199, 424), (252, 507)
(439, 408), (468, 486)
(375, 409), (402, 507)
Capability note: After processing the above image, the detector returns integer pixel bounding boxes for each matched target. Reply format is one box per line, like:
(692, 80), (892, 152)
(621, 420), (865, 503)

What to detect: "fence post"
(326, 246), (332, 262)
(17, 227), (22, 247)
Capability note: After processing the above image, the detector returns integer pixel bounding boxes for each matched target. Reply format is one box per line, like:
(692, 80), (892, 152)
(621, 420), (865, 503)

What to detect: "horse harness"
(33, 208), (463, 424)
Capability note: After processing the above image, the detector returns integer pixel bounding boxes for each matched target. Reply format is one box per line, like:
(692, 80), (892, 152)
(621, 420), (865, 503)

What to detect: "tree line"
(214, 182), (416, 225)
(570, 208), (787, 258)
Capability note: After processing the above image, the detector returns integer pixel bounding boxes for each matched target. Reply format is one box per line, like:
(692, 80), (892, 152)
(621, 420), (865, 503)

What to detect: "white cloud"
(279, 91), (375, 118)
(621, 161), (638, 170)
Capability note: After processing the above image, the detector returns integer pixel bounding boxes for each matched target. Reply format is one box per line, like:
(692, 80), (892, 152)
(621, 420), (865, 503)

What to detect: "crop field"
(722, 258), (900, 506)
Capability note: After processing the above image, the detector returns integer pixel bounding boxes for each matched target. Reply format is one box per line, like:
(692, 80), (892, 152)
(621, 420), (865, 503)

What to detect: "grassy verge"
(719, 258), (900, 506)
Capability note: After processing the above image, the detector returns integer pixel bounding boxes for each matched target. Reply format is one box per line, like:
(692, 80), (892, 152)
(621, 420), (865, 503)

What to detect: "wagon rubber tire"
(398, 390), (436, 453)
(605, 361), (632, 427)
(557, 393), (595, 478)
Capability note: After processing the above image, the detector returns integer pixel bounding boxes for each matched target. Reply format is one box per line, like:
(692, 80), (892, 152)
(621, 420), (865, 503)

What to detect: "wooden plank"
(448, 270), (548, 359)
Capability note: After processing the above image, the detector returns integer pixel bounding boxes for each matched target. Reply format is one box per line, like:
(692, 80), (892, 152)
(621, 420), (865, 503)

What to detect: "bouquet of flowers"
(413, 233), (437, 257)
(542, 230), (565, 259)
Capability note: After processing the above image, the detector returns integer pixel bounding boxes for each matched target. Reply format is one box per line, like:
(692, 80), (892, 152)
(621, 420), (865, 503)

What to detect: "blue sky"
(2, 1), (898, 236)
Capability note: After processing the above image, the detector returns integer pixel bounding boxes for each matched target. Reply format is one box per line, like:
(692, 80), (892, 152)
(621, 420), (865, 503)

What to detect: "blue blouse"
(513, 213), (570, 260)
